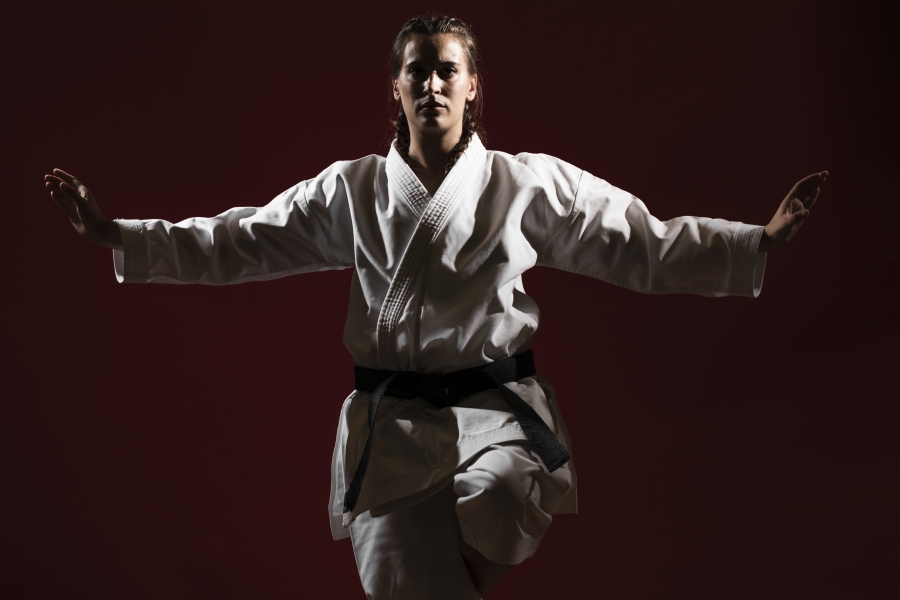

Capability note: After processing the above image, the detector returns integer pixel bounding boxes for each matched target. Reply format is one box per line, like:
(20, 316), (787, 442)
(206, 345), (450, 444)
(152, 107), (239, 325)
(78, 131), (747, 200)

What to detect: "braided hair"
(389, 15), (485, 175)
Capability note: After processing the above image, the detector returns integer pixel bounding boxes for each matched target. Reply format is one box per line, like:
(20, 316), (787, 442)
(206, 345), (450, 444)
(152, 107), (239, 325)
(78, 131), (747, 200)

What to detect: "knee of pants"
(452, 444), (571, 541)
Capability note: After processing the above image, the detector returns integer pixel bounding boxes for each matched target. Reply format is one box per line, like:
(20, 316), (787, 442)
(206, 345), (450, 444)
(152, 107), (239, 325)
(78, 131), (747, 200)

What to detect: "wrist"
(757, 229), (776, 253)
(93, 219), (124, 251)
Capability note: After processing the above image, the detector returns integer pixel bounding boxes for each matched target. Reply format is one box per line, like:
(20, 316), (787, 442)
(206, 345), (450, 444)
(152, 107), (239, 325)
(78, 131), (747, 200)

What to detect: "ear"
(466, 74), (477, 102)
(392, 79), (401, 101)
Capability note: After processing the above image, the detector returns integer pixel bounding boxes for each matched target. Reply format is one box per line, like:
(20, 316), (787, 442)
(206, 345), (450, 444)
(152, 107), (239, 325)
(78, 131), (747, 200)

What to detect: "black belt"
(343, 351), (570, 514)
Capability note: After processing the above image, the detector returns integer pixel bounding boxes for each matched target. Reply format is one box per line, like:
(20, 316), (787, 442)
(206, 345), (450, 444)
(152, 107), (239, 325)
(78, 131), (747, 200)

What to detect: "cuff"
(730, 224), (767, 297)
(112, 219), (151, 283)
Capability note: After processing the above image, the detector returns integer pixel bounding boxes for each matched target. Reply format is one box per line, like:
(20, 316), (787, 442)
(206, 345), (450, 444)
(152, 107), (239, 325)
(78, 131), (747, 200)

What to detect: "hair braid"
(394, 110), (412, 162)
(444, 105), (475, 174)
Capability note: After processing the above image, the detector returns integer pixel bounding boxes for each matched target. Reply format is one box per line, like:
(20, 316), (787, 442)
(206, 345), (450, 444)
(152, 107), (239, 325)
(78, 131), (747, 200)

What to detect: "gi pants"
(349, 442), (573, 600)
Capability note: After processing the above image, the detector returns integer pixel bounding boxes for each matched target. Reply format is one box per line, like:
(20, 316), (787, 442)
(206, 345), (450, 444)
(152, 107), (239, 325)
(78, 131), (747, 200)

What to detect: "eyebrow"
(405, 60), (461, 67)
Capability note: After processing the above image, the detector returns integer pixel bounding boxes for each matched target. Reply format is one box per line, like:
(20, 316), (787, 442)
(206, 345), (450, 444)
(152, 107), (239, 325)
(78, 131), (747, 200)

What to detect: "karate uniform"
(112, 134), (766, 597)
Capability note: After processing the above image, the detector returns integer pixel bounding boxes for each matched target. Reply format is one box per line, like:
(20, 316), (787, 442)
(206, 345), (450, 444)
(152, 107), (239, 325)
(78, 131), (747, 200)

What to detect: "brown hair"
(389, 15), (485, 174)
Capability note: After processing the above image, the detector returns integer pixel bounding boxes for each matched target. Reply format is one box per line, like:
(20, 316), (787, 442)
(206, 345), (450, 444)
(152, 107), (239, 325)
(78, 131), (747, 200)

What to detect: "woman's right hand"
(45, 169), (123, 250)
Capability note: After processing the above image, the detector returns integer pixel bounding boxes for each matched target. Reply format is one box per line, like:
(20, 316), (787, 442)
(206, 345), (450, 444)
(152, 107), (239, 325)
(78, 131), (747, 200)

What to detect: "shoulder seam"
(299, 181), (346, 266)
(538, 169), (585, 264)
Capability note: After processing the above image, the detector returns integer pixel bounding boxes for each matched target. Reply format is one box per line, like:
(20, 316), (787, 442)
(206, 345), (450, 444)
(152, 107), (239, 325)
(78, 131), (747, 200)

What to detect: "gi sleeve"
(536, 166), (767, 297)
(112, 163), (356, 284)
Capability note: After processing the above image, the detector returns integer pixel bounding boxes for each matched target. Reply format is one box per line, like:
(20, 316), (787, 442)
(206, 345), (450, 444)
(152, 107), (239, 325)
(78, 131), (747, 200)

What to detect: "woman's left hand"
(758, 170), (828, 253)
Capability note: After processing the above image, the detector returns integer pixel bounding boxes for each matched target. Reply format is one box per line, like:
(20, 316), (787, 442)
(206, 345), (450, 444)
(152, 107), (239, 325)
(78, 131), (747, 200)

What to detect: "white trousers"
(349, 443), (573, 600)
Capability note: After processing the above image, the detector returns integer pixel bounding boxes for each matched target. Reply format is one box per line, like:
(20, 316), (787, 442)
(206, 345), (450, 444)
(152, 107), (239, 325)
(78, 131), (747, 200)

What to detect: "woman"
(44, 15), (826, 600)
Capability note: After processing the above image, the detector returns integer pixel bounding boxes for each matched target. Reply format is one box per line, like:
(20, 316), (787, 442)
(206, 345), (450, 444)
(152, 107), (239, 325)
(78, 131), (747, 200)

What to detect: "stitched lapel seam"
(386, 146), (430, 219)
(376, 137), (486, 370)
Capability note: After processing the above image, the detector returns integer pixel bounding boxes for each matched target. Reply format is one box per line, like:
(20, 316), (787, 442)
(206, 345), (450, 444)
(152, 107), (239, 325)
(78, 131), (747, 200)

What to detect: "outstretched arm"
(526, 153), (829, 297)
(45, 169), (123, 250)
(45, 163), (357, 285)
(757, 171), (828, 253)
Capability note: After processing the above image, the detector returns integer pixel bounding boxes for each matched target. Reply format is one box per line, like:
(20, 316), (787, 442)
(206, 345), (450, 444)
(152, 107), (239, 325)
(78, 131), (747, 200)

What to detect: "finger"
(791, 173), (819, 195)
(798, 171), (824, 186)
(58, 176), (95, 206)
(53, 169), (88, 194)
(50, 189), (71, 211)
(804, 187), (820, 211)
(53, 169), (78, 186)
(51, 190), (79, 221)
(793, 186), (812, 207)
(788, 197), (805, 214)
(797, 172), (826, 195)
(793, 174), (822, 198)
(783, 179), (815, 211)
(51, 193), (67, 212)
(59, 185), (92, 215)
(48, 184), (72, 203)
(60, 181), (87, 201)
(45, 179), (63, 194)
(49, 185), (68, 202)
(46, 181), (72, 202)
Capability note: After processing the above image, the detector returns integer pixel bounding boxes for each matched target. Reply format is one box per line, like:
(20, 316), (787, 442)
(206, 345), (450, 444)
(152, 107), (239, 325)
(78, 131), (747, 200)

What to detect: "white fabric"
(453, 442), (573, 565)
(111, 134), (767, 538)
(328, 376), (575, 538)
(350, 481), (480, 600)
(350, 442), (571, 600)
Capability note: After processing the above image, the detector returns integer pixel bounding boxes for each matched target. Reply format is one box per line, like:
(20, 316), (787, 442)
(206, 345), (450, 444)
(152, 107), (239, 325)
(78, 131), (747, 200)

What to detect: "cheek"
(453, 81), (474, 105)
(451, 77), (473, 98)
(404, 79), (421, 96)
(397, 84), (415, 108)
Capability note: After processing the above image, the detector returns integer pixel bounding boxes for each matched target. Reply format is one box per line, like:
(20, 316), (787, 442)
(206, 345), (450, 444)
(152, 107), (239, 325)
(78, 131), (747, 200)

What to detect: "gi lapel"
(386, 147), (431, 219)
(377, 135), (487, 370)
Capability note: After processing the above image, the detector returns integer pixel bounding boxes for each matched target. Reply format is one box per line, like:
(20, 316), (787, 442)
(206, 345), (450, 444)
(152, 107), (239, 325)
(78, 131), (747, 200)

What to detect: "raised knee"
(454, 467), (536, 515)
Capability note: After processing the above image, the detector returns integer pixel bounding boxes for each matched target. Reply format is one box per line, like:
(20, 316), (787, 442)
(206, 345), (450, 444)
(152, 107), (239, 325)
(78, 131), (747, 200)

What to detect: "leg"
(453, 443), (573, 593)
(349, 483), (481, 600)
(459, 535), (513, 596)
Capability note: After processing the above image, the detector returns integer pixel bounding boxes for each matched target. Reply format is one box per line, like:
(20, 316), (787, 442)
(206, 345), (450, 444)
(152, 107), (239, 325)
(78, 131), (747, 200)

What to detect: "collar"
(386, 133), (486, 216)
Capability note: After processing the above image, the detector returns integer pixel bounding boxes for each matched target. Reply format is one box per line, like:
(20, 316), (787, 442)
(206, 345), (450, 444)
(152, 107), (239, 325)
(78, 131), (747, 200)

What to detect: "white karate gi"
(112, 134), (766, 596)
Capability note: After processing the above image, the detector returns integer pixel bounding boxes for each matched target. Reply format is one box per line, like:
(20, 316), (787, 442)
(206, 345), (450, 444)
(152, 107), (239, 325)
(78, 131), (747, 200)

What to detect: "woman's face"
(393, 34), (477, 137)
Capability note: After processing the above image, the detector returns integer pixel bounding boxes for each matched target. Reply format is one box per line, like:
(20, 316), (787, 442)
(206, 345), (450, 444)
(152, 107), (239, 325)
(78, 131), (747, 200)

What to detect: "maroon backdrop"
(3, 0), (898, 598)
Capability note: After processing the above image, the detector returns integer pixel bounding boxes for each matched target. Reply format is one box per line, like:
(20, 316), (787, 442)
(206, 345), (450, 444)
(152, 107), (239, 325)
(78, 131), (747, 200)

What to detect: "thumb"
(61, 181), (86, 202)
(791, 209), (809, 224)
(62, 182), (95, 213)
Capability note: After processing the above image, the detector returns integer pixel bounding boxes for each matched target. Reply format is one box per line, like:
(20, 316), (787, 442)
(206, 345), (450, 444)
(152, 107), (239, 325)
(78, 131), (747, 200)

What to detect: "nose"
(424, 71), (441, 95)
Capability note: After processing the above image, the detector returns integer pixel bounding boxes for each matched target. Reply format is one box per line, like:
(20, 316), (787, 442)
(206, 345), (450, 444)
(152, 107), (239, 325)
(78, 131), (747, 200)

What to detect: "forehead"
(402, 34), (466, 64)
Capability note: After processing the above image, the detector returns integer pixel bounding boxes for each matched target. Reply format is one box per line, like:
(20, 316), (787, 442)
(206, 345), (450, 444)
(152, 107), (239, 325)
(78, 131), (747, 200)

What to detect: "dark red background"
(3, 0), (898, 598)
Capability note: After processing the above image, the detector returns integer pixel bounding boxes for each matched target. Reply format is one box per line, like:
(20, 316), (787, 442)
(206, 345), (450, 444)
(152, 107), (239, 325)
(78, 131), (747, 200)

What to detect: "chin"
(414, 118), (454, 135)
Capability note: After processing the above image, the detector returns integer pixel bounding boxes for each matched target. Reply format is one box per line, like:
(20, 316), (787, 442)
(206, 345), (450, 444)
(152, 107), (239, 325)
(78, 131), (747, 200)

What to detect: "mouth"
(419, 101), (446, 111)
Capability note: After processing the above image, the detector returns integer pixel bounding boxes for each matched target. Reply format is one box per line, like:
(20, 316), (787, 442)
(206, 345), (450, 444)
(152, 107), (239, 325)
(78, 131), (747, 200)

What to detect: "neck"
(406, 121), (464, 179)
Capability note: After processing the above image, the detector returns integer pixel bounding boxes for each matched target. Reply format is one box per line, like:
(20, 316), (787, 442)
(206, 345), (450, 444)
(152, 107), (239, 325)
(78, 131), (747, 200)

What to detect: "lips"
(420, 101), (446, 110)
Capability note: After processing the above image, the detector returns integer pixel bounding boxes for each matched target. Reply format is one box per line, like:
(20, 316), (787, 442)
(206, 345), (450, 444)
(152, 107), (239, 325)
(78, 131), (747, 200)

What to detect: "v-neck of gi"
(386, 134), (486, 219)
(377, 134), (486, 371)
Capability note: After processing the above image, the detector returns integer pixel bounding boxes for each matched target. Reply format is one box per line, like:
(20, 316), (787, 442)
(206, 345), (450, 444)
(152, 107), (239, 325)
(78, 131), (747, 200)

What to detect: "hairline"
(392, 32), (479, 78)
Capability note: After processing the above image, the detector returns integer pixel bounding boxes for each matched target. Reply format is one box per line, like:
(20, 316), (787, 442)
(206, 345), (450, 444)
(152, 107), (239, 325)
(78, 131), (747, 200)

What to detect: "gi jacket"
(113, 135), (767, 537)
